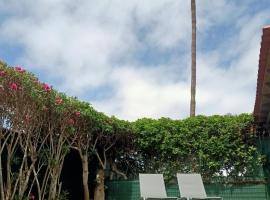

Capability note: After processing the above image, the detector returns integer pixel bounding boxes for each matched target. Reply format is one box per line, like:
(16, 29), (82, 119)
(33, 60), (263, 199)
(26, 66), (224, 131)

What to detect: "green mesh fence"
(105, 180), (269, 200)
(258, 137), (270, 200)
(258, 137), (270, 177)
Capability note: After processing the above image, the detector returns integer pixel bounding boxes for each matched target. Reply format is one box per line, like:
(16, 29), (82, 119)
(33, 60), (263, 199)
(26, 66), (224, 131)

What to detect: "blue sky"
(0, 0), (270, 120)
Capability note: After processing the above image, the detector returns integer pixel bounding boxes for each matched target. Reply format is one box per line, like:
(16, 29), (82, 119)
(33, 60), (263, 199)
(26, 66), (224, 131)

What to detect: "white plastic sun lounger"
(176, 174), (222, 200)
(139, 173), (179, 200)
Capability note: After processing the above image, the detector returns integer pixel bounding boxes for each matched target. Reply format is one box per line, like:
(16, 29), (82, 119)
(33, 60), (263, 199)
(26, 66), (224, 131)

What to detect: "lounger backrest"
(139, 173), (167, 198)
(177, 173), (207, 198)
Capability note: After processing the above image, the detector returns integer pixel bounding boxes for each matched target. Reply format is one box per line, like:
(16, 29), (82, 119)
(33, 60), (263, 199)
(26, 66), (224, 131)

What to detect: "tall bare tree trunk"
(48, 169), (58, 200)
(190, 0), (196, 117)
(6, 149), (12, 199)
(0, 155), (4, 200)
(81, 153), (90, 200)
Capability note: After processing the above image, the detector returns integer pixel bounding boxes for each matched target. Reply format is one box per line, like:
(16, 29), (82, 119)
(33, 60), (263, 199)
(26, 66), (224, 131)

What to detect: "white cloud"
(0, 0), (270, 120)
(93, 66), (190, 120)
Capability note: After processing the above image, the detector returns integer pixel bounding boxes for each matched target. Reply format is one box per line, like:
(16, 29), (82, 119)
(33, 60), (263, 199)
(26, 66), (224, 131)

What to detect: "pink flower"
(42, 83), (51, 92)
(55, 97), (63, 105)
(74, 111), (80, 117)
(9, 83), (18, 91)
(0, 71), (5, 77)
(67, 118), (75, 125)
(15, 66), (26, 73)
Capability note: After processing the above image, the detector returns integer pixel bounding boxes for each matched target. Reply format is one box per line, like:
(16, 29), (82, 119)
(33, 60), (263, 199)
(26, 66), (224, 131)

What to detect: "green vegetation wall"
(131, 114), (264, 180)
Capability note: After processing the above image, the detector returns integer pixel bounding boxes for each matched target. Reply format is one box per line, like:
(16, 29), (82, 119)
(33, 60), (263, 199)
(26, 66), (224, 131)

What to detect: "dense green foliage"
(133, 115), (263, 180)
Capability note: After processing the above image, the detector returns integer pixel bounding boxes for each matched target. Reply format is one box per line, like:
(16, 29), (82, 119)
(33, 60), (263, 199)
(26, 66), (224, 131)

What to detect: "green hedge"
(132, 115), (263, 180)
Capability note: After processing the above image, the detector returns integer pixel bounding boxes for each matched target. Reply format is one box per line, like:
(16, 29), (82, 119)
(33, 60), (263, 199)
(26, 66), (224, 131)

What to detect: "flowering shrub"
(0, 70), (5, 76)
(9, 82), (18, 90)
(0, 60), (134, 200)
(42, 83), (51, 92)
(15, 66), (26, 73)
(74, 111), (81, 117)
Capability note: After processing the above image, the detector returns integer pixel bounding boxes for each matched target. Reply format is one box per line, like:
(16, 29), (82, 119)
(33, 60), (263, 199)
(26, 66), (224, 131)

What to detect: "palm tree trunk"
(190, 0), (196, 117)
